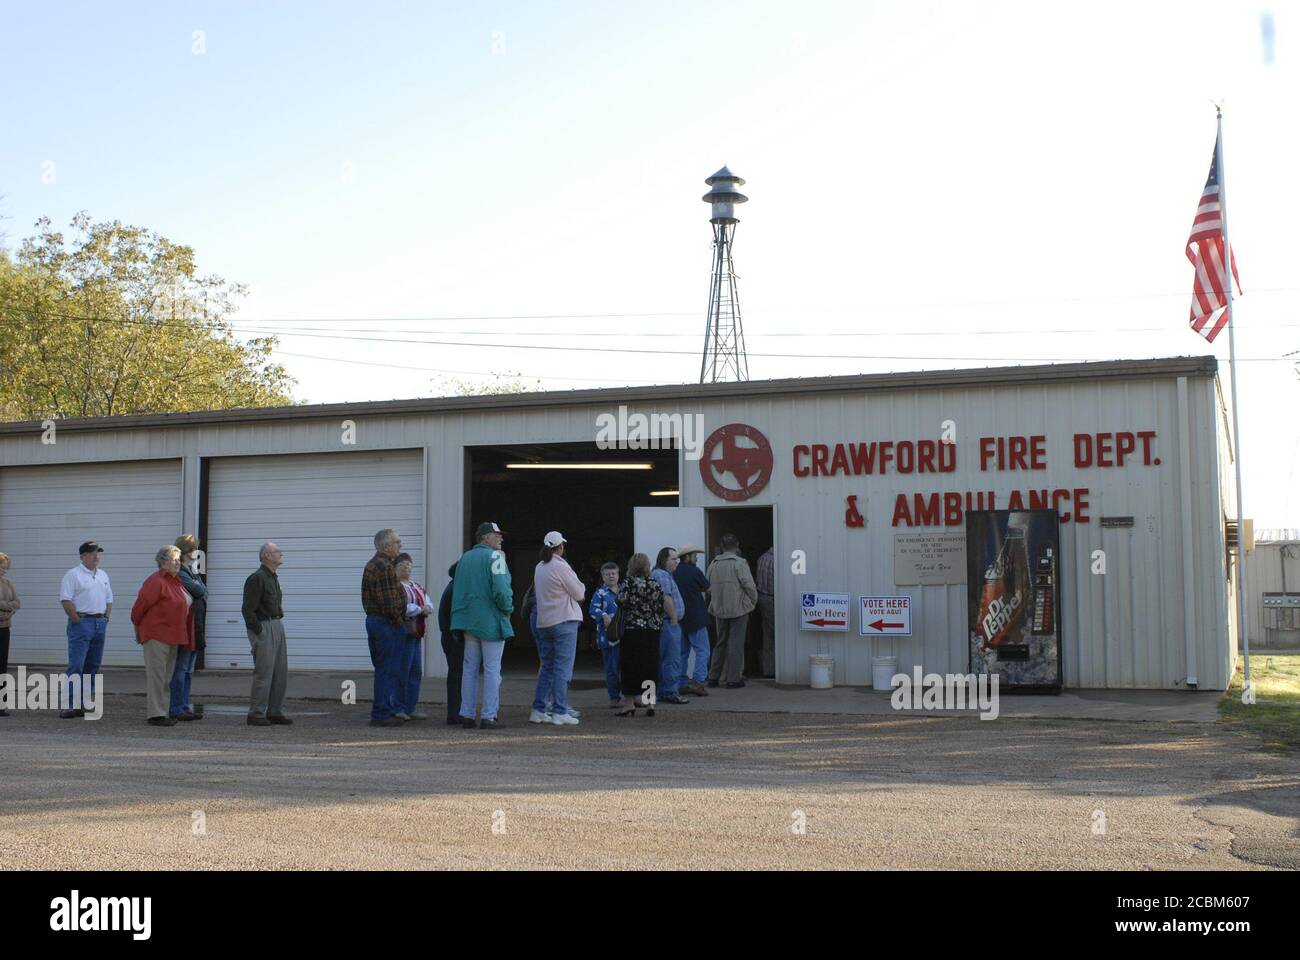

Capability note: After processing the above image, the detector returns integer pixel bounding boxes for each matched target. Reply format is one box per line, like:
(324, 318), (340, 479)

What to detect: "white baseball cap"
(543, 531), (567, 548)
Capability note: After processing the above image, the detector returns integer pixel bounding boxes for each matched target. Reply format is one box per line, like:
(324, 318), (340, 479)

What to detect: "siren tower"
(699, 166), (749, 383)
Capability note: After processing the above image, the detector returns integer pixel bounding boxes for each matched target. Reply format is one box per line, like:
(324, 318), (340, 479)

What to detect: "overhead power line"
(226, 320), (1300, 338)
(274, 351), (670, 384)
(9, 311), (1300, 363)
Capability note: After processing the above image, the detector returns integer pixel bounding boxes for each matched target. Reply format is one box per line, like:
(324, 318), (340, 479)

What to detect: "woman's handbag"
(606, 603), (625, 646)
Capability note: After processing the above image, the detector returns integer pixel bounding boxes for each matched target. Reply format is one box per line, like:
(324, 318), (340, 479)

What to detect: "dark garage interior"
(466, 441), (679, 675)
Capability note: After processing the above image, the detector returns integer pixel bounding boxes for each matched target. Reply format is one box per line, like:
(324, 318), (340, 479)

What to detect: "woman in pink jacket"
(530, 531), (586, 727)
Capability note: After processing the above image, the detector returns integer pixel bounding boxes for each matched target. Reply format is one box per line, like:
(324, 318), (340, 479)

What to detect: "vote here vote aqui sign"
(859, 596), (912, 636)
(800, 593), (850, 631)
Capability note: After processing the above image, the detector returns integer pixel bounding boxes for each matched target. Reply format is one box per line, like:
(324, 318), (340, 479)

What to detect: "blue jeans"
(460, 633), (505, 721)
(401, 637), (422, 715)
(599, 641), (622, 702)
(65, 617), (107, 708)
(532, 621), (578, 715)
(366, 615), (407, 720)
(169, 645), (197, 716)
(658, 622), (682, 697)
(679, 625), (710, 686)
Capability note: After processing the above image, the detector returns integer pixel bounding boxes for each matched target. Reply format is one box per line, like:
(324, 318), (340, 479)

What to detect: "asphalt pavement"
(1, 680), (1296, 870)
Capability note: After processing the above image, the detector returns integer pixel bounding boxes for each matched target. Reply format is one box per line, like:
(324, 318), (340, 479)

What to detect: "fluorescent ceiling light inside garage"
(650, 489), (680, 496)
(505, 462), (654, 470)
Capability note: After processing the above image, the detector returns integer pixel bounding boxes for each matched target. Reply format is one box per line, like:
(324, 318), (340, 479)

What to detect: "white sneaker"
(550, 712), (579, 726)
(529, 709), (553, 724)
(565, 706), (581, 719)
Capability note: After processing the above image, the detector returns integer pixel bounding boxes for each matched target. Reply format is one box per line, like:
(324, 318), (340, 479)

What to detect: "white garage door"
(204, 449), (425, 670)
(0, 459), (183, 667)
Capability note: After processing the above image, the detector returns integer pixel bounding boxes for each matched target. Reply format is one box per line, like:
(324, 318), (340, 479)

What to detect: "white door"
(0, 459), (183, 667)
(204, 449), (424, 670)
(633, 507), (706, 564)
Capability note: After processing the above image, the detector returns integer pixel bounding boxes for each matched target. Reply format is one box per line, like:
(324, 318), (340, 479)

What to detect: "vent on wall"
(1225, 518), (1255, 553)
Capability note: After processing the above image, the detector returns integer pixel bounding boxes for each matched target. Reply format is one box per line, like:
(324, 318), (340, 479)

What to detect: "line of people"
(425, 523), (761, 728)
(0, 537), (284, 724)
(0, 524), (765, 727)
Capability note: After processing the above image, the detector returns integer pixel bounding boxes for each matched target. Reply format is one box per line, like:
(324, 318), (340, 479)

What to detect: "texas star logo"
(699, 423), (774, 501)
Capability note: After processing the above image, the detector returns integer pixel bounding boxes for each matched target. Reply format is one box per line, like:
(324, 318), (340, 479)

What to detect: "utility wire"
(227, 321), (1300, 338)
(180, 327), (1300, 363)
(10, 312), (1298, 362)
(6, 285), (1297, 326)
(14, 309), (1300, 339)
(274, 351), (670, 384)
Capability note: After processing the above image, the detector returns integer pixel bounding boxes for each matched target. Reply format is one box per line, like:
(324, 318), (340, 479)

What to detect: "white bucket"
(872, 656), (899, 691)
(808, 654), (835, 689)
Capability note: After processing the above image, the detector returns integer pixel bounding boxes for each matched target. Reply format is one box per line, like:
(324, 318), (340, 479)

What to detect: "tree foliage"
(0, 213), (293, 420)
(432, 373), (546, 396)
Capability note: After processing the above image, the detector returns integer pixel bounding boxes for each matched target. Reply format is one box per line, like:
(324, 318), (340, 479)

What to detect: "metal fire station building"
(0, 354), (1241, 689)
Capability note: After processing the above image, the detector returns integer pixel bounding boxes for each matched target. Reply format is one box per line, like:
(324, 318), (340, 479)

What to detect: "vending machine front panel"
(966, 509), (1063, 691)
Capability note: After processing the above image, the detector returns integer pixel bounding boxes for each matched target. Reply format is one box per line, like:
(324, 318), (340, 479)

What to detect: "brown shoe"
(685, 680), (709, 697)
(247, 715), (272, 726)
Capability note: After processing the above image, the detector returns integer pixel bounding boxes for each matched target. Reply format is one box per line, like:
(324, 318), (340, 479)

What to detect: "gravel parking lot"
(2, 695), (1298, 870)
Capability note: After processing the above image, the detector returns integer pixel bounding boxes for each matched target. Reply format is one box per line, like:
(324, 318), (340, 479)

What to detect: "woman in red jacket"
(131, 545), (195, 727)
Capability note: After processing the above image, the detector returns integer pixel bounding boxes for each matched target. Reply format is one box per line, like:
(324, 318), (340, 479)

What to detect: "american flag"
(1186, 132), (1241, 342)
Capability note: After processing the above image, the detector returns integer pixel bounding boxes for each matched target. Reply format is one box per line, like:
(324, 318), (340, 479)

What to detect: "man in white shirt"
(58, 541), (113, 719)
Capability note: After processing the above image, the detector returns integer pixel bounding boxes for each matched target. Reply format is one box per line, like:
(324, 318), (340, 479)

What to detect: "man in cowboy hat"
(673, 543), (712, 697)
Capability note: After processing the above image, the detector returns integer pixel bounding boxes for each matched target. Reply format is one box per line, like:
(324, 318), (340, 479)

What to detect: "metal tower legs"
(700, 223), (749, 383)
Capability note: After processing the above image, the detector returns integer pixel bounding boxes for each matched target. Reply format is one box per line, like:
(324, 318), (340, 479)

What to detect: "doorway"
(705, 505), (775, 679)
(466, 441), (679, 676)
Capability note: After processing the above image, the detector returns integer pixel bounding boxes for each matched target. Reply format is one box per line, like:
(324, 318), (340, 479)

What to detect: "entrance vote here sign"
(859, 596), (912, 636)
(800, 593), (850, 631)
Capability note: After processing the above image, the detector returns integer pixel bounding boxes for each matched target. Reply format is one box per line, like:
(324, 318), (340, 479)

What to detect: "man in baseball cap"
(451, 522), (514, 728)
(58, 541), (112, 718)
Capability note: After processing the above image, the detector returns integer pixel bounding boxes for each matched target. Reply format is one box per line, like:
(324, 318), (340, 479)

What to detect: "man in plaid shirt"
(362, 528), (409, 726)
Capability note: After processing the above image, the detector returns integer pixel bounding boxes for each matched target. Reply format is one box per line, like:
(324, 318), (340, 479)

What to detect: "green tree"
(0, 213), (293, 420)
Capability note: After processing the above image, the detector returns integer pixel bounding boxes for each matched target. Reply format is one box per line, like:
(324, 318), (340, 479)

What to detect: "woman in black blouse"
(616, 552), (672, 718)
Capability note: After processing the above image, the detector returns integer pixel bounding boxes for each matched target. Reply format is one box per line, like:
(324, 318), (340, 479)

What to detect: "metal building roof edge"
(0, 356), (1218, 435)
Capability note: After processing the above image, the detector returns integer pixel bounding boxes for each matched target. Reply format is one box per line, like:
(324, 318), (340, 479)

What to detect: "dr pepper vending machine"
(966, 509), (1063, 691)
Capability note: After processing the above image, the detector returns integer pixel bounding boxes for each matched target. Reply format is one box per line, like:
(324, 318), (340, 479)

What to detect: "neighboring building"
(0, 355), (1242, 688)
(1244, 533), (1300, 649)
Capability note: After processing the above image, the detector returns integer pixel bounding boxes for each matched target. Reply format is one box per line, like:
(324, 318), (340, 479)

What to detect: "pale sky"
(2, 1), (1297, 524)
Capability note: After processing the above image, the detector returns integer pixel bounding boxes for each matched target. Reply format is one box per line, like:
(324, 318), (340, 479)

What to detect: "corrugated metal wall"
(204, 450), (425, 670)
(0, 459), (182, 667)
(1244, 541), (1300, 649)
(0, 369), (1230, 688)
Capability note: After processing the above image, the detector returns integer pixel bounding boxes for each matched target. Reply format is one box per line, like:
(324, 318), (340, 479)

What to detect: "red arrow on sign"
(805, 618), (842, 626)
(868, 619), (905, 631)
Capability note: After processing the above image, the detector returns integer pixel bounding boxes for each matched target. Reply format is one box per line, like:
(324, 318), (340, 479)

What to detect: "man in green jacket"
(451, 522), (514, 729)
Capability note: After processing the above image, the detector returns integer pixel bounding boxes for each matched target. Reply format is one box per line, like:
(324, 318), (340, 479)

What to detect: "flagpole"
(1218, 106), (1252, 691)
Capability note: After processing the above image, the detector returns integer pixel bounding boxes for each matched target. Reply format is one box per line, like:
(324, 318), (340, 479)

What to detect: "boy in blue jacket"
(589, 562), (622, 707)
